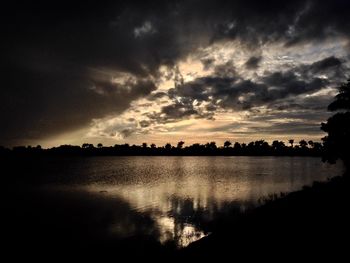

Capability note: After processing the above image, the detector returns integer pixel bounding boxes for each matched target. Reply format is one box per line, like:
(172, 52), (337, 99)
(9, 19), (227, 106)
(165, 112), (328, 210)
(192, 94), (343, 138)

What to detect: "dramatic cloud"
(159, 56), (344, 116)
(1, 0), (350, 146)
(245, 56), (262, 70)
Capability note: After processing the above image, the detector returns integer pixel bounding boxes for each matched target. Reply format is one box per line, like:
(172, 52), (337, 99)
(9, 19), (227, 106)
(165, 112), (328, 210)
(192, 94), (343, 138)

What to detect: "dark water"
(7, 156), (344, 248)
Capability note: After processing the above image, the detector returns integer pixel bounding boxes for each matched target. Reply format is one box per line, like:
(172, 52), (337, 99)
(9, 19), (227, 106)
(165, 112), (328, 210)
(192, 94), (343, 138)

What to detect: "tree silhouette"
(177, 141), (185, 149)
(327, 79), (350, 111)
(321, 79), (350, 170)
(5, 139), (324, 156)
(288, 139), (294, 147)
(308, 140), (314, 148)
(272, 140), (285, 150)
(206, 142), (217, 150)
(165, 143), (172, 151)
(313, 142), (322, 151)
(299, 140), (308, 149)
(82, 143), (94, 149)
(224, 140), (232, 148)
(233, 142), (241, 150)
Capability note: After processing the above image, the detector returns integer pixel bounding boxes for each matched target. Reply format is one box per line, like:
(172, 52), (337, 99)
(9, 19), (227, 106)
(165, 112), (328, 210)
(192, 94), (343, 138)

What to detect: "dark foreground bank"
(182, 174), (349, 260)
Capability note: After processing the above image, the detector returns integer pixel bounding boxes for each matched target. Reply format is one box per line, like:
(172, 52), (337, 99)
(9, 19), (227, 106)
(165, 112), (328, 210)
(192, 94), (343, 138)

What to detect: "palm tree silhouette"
(288, 139), (294, 148)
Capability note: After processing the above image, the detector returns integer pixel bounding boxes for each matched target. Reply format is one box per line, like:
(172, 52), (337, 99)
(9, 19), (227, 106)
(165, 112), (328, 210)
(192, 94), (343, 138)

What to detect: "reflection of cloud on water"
(41, 156), (343, 247)
(4, 186), (164, 250)
(84, 183), (248, 247)
(86, 185), (214, 247)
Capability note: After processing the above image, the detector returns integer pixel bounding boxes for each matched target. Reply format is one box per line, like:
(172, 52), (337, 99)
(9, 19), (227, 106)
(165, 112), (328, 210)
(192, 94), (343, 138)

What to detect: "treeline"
(0, 139), (324, 156)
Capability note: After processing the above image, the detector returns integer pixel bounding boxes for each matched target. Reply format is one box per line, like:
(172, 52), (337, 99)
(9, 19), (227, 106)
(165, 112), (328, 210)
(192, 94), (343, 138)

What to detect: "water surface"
(10, 156), (344, 247)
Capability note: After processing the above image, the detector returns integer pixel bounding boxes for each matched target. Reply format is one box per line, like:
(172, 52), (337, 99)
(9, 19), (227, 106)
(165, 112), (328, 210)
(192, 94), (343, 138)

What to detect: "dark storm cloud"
(201, 58), (216, 71)
(1, 0), (350, 144)
(262, 71), (327, 99)
(166, 59), (336, 110)
(139, 120), (151, 128)
(155, 56), (345, 123)
(245, 56), (262, 70)
(308, 56), (342, 73)
(147, 91), (169, 101)
(120, 129), (134, 138)
(145, 100), (215, 125)
(210, 0), (350, 46)
(162, 103), (198, 120)
(295, 56), (345, 81)
(0, 60), (156, 144)
(268, 85), (339, 113)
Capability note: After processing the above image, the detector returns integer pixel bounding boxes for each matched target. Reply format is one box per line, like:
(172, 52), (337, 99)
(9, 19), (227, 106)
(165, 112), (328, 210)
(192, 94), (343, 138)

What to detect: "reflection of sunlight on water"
(49, 157), (343, 247)
(155, 216), (208, 247)
(86, 184), (213, 247)
(180, 225), (208, 247)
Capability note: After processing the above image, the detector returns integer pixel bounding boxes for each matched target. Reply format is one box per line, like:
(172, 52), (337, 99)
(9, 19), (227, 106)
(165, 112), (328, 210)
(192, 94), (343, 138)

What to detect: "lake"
(5, 156), (344, 248)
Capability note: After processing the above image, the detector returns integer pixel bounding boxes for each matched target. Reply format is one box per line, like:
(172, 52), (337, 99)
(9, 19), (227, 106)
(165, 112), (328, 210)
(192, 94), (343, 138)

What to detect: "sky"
(1, 0), (350, 147)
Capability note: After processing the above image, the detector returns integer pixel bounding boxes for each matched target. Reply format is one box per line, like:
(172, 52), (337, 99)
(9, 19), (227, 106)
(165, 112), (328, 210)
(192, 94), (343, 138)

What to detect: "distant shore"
(1, 139), (324, 157)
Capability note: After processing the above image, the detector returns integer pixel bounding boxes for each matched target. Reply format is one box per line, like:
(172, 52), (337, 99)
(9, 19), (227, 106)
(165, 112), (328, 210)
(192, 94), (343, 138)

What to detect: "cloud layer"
(1, 0), (350, 145)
